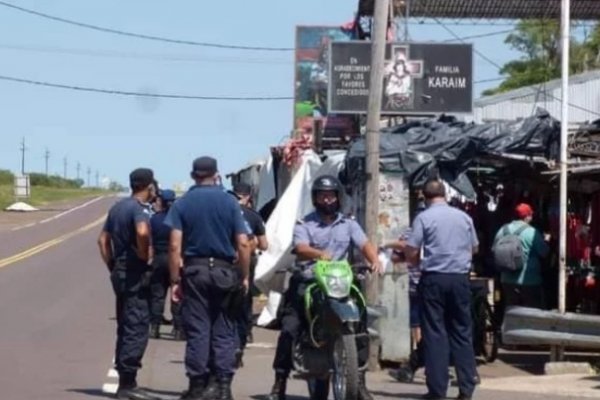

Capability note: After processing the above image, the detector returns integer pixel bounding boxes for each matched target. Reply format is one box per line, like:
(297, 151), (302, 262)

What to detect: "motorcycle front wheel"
(332, 334), (359, 400)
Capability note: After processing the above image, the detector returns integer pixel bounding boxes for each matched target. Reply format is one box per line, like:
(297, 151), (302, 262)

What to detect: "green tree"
(483, 20), (589, 96)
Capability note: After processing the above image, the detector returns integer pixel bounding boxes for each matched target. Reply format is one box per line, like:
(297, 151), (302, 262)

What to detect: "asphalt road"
(0, 197), (597, 400)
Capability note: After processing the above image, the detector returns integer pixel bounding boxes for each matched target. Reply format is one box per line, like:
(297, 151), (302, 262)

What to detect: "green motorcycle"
(292, 260), (369, 400)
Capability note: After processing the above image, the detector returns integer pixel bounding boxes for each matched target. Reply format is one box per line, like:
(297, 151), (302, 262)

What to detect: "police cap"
(192, 156), (218, 178)
(233, 182), (252, 196)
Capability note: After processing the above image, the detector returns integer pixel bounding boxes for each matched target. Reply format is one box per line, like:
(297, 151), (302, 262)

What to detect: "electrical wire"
(442, 29), (515, 43)
(424, 12), (600, 117)
(0, 43), (292, 65)
(0, 74), (293, 101)
(0, 1), (294, 51)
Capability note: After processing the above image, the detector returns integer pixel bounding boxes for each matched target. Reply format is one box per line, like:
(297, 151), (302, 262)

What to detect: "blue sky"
(0, 0), (524, 188)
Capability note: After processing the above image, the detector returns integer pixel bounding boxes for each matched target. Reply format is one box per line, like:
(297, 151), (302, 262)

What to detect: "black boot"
(150, 323), (160, 339)
(180, 377), (205, 400)
(357, 372), (374, 400)
(215, 377), (234, 400)
(116, 373), (158, 400)
(267, 374), (287, 400)
(202, 375), (218, 400)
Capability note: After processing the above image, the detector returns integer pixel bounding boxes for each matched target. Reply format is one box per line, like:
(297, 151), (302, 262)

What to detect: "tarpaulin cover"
(345, 109), (560, 199)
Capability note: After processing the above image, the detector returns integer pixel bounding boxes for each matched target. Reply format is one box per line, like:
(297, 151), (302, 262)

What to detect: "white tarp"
(255, 155), (276, 212)
(5, 202), (38, 212)
(255, 150), (347, 326)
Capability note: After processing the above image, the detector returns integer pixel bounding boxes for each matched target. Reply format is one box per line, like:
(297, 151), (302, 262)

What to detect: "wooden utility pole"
(365, 0), (389, 304)
(19, 137), (26, 175)
(44, 148), (50, 176)
(364, 0), (390, 371)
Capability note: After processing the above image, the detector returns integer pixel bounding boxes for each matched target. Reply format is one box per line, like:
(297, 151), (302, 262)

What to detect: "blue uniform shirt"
(407, 202), (478, 274)
(293, 212), (368, 278)
(165, 185), (249, 262)
(103, 197), (151, 263)
(150, 211), (171, 255)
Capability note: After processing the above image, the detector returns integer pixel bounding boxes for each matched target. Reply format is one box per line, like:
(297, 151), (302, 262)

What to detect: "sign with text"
(328, 42), (473, 114)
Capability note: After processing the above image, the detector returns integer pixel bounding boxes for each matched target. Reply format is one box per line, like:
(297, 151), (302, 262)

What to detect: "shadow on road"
(369, 390), (424, 399)
(66, 388), (112, 398)
(251, 395), (307, 400)
(498, 351), (600, 375)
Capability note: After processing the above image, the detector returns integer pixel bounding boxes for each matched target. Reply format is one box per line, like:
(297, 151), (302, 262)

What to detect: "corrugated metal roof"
(475, 70), (600, 106)
(473, 70), (600, 123)
(358, 0), (600, 20)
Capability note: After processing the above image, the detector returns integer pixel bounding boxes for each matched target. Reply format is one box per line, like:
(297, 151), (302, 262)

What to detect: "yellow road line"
(0, 215), (106, 269)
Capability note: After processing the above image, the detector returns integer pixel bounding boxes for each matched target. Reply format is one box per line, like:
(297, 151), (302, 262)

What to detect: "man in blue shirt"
(97, 168), (157, 400)
(166, 156), (251, 400)
(267, 175), (383, 400)
(149, 189), (177, 339)
(406, 180), (478, 400)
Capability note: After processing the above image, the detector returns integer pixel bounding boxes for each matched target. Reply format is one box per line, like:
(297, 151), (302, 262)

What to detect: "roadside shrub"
(0, 169), (14, 185)
(29, 173), (83, 188)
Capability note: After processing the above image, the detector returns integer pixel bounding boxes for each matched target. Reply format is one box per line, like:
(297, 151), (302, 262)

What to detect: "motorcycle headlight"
(325, 275), (352, 298)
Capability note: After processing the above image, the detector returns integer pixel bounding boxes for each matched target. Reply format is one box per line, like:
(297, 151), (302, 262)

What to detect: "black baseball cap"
(233, 182), (252, 196)
(129, 168), (155, 188)
(192, 156), (218, 178)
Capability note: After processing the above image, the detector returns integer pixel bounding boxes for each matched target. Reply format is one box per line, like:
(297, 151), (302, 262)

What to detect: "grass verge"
(0, 185), (108, 210)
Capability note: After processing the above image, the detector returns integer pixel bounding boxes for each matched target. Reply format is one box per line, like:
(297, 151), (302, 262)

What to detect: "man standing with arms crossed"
(166, 156), (251, 400)
(405, 180), (478, 400)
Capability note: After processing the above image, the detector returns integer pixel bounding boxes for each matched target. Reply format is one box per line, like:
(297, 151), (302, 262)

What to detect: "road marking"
(0, 215), (106, 269)
(10, 222), (36, 232)
(246, 342), (276, 349)
(102, 383), (118, 394)
(7, 196), (108, 232)
(108, 369), (119, 378)
(39, 196), (106, 224)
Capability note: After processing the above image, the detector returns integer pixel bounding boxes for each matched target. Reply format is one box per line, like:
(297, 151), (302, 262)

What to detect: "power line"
(427, 16), (600, 117)
(474, 77), (505, 84)
(0, 1), (294, 52)
(0, 30), (512, 64)
(0, 43), (292, 65)
(0, 74), (293, 101)
(442, 29), (514, 43)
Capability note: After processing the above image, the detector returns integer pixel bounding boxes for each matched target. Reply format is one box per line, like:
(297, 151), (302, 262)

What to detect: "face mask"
(316, 202), (339, 216)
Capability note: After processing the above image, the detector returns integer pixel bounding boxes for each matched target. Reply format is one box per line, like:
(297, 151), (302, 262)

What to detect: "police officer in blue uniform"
(166, 156), (251, 400)
(97, 168), (158, 400)
(229, 182), (268, 351)
(267, 175), (383, 400)
(405, 180), (478, 400)
(149, 189), (177, 339)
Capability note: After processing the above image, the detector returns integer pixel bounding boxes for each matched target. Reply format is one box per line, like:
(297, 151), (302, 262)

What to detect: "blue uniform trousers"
(419, 272), (477, 398)
(149, 253), (170, 325)
(111, 261), (151, 381)
(182, 261), (240, 380)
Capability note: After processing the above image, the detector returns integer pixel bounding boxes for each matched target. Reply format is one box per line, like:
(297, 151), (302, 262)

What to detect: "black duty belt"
(184, 257), (232, 268)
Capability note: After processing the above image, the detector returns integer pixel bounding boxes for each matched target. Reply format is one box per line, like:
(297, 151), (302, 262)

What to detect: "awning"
(358, 0), (600, 20)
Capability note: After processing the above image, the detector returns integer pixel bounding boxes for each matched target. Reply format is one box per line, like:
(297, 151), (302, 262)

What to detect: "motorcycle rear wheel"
(332, 334), (359, 400)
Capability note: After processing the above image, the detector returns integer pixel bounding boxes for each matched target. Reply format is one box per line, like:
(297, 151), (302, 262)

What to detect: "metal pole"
(44, 148), (50, 176)
(63, 157), (68, 179)
(20, 137), (26, 175)
(365, 0), (389, 303)
(554, 0), (570, 362)
(365, 0), (389, 370)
